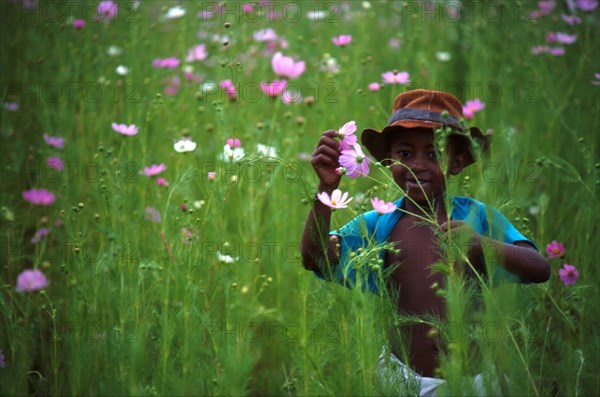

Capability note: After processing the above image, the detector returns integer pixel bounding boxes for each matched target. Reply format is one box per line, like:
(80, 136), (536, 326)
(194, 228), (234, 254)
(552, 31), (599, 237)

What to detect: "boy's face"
(387, 128), (465, 205)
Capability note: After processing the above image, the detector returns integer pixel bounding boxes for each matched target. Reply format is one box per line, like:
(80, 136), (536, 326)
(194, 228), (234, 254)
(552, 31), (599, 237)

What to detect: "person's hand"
(311, 130), (342, 190)
(438, 220), (484, 257)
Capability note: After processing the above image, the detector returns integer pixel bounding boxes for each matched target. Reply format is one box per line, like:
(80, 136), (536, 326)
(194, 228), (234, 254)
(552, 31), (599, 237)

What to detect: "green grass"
(1, 0), (599, 395)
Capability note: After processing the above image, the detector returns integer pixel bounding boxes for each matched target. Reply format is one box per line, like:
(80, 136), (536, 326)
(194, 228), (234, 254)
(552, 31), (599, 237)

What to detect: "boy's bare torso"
(386, 211), (448, 377)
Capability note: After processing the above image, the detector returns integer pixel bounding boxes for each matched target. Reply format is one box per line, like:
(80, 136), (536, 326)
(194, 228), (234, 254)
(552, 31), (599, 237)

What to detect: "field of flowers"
(1, 0), (599, 395)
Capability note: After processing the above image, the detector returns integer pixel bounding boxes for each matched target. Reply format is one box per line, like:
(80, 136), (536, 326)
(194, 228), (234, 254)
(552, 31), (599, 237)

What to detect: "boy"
(300, 90), (550, 395)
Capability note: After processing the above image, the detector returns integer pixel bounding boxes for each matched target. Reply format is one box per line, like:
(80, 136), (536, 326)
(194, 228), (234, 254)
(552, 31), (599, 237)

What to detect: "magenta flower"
(337, 120), (357, 150)
(260, 80), (287, 97)
(242, 3), (254, 13)
(529, 0), (555, 18)
(576, 0), (598, 11)
(220, 80), (237, 99)
(272, 52), (305, 79)
(16, 269), (49, 292)
(382, 70), (411, 85)
(152, 57), (180, 69)
(156, 177), (169, 187)
(339, 143), (370, 178)
(549, 32), (577, 44)
(207, 171), (216, 180)
(561, 14), (581, 25)
(368, 82), (380, 92)
(317, 189), (353, 209)
(97, 0), (117, 21)
(43, 134), (64, 149)
(559, 264), (579, 285)
(31, 227), (50, 244)
(549, 47), (565, 56)
(463, 98), (485, 119)
(226, 138), (241, 148)
(332, 35), (352, 46)
(47, 156), (63, 171)
(143, 163), (166, 177)
(592, 73), (600, 86)
(371, 197), (397, 215)
(112, 123), (138, 136)
(144, 207), (161, 223)
(546, 240), (565, 258)
(186, 44), (208, 62)
(72, 19), (85, 29)
(23, 189), (56, 206)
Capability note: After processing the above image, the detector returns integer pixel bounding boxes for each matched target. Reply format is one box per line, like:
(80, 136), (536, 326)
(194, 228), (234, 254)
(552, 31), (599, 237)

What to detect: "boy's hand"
(438, 220), (484, 257)
(311, 130), (342, 190)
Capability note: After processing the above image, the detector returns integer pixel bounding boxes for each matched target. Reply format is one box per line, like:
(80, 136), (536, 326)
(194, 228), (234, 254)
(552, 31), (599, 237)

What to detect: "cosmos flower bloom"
(592, 73), (600, 86)
(97, 0), (117, 21)
(382, 70), (411, 84)
(186, 44), (207, 62)
(4, 102), (18, 111)
(165, 5), (186, 19)
(221, 144), (245, 162)
(115, 65), (129, 76)
(371, 197), (397, 214)
(174, 138), (197, 153)
(339, 143), (370, 178)
(47, 156), (63, 171)
(561, 14), (581, 25)
(72, 19), (85, 29)
(216, 251), (238, 263)
(337, 120), (357, 150)
(272, 52), (305, 79)
(152, 57), (180, 69)
(368, 82), (380, 91)
(220, 80), (237, 99)
(226, 138), (241, 148)
(16, 269), (49, 292)
(144, 207), (161, 223)
(31, 227), (50, 244)
(253, 28), (278, 42)
(282, 90), (302, 104)
(529, 0), (555, 18)
(207, 171), (216, 180)
(463, 98), (485, 119)
(257, 143), (277, 158)
(547, 32), (577, 44)
(23, 189), (56, 205)
(112, 123), (138, 136)
(576, 0), (598, 12)
(156, 177), (169, 186)
(0, 350), (5, 368)
(143, 163), (167, 177)
(559, 264), (579, 285)
(332, 35), (352, 46)
(260, 80), (287, 97)
(106, 45), (122, 56)
(546, 240), (565, 258)
(43, 134), (64, 149)
(317, 189), (353, 209)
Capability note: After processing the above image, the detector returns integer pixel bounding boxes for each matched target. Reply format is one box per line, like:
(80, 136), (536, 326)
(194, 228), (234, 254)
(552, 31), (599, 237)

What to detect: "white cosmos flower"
(220, 144), (245, 162)
(257, 144), (277, 158)
(317, 189), (353, 209)
(435, 51), (452, 62)
(166, 6), (186, 19)
(174, 139), (197, 153)
(116, 65), (129, 75)
(216, 251), (238, 263)
(107, 46), (122, 56)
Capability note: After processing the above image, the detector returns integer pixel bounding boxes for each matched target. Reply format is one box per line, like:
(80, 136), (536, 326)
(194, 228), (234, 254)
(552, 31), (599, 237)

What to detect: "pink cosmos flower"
(220, 80), (237, 99)
(207, 171), (216, 180)
(4, 102), (18, 111)
(97, 0), (117, 21)
(317, 189), (353, 209)
(186, 44), (208, 62)
(530, 0), (556, 18)
(47, 156), (63, 171)
(144, 207), (161, 223)
(337, 120), (357, 150)
(73, 19), (85, 29)
(576, 0), (598, 11)
(282, 90), (302, 104)
(548, 32), (577, 44)
(260, 80), (287, 97)
(368, 82), (381, 92)
(549, 47), (565, 56)
(272, 52), (306, 79)
(242, 3), (254, 13)
(16, 269), (49, 292)
(253, 28), (278, 42)
(559, 264), (579, 285)
(382, 70), (411, 85)
(112, 123), (138, 136)
(592, 73), (600, 86)
(226, 138), (241, 148)
(152, 57), (180, 69)
(463, 98), (485, 119)
(332, 35), (352, 46)
(546, 240), (565, 258)
(31, 228), (50, 244)
(156, 177), (169, 187)
(143, 163), (167, 177)
(182, 227), (195, 245)
(339, 143), (370, 178)
(43, 134), (64, 149)
(561, 14), (581, 25)
(23, 189), (56, 206)
(371, 197), (397, 215)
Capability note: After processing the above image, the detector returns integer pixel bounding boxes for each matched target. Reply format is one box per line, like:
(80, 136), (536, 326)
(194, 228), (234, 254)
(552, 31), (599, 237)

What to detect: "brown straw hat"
(361, 89), (492, 166)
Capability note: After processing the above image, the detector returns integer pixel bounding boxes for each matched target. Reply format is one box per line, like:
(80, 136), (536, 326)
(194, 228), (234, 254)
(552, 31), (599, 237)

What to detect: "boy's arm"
(300, 130), (342, 274)
(441, 221), (551, 283)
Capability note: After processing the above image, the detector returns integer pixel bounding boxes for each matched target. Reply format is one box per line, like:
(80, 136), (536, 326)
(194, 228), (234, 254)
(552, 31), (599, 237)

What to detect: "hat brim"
(361, 121), (491, 167)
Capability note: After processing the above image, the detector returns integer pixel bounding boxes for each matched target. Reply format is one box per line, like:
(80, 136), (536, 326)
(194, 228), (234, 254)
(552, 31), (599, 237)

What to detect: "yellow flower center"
(553, 248), (559, 254)
(331, 199), (337, 206)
